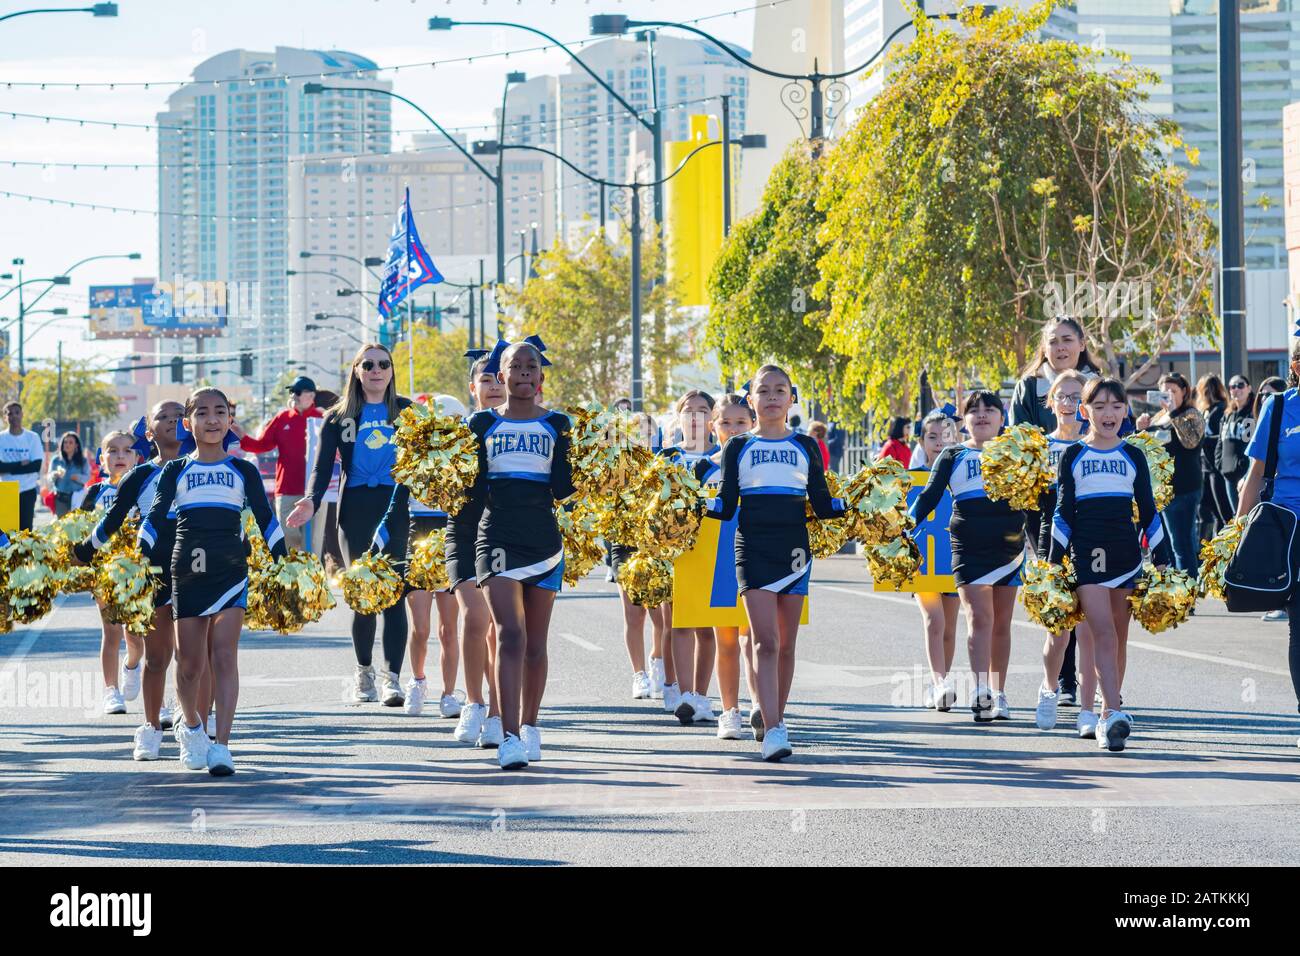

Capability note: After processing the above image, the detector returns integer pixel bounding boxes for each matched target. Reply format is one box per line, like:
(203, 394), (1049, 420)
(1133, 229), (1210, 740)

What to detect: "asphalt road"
(2, 555), (1298, 866)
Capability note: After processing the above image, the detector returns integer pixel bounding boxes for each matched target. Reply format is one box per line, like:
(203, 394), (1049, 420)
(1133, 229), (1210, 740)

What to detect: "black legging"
(1027, 507), (1078, 690)
(338, 485), (409, 675)
(18, 487), (36, 531)
(1285, 591), (1300, 715)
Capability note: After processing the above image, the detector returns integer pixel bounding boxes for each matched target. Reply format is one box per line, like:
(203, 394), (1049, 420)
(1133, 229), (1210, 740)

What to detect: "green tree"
(497, 225), (693, 410)
(390, 325), (475, 402)
(20, 359), (119, 425)
(706, 141), (836, 403)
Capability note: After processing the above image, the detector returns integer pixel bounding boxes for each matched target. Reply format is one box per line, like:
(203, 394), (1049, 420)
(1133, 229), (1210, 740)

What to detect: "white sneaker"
(121, 663), (142, 702)
(922, 683), (937, 709)
(404, 678), (427, 716)
(991, 692), (1010, 720)
(761, 721), (792, 761)
(935, 679), (956, 712)
(971, 686), (994, 722)
(132, 723), (163, 761)
(380, 671), (404, 707)
(521, 724), (542, 762)
(102, 686), (126, 715)
(454, 702), (487, 743)
(354, 664), (378, 702)
(1098, 711), (1132, 752)
(178, 722), (209, 771)
(206, 741), (235, 776)
(716, 707), (744, 740)
(663, 682), (681, 714)
(691, 693), (717, 723)
(1262, 609), (1289, 622)
(631, 671), (652, 699)
(1035, 686), (1059, 731)
(498, 733), (528, 770)
(205, 711), (216, 738)
(477, 715), (504, 749)
(649, 658), (666, 699)
(158, 701), (173, 730)
(439, 691), (464, 718)
(1077, 710), (1099, 739)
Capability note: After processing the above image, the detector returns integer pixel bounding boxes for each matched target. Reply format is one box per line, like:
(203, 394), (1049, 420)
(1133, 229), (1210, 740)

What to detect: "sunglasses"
(1229, 382), (1247, 389)
(359, 360), (391, 371)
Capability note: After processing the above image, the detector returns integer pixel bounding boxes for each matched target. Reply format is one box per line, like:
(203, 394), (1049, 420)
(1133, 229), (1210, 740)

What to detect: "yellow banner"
(872, 469), (957, 594)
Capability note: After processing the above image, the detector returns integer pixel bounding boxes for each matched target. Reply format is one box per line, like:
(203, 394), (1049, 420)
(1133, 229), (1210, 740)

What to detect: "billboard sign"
(88, 277), (240, 339)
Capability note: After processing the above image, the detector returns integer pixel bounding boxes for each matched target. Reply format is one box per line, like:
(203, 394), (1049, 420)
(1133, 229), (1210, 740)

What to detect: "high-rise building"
(557, 35), (750, 238)
(157, 47), (391, 408)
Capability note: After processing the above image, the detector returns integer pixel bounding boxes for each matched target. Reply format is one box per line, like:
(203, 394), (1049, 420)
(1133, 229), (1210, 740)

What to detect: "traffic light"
(170, 356), (184, 383)
(240, 352), (254, 378)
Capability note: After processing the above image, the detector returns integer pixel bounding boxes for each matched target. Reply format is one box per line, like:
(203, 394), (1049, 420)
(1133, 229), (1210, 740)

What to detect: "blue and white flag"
(377, 187), (442, 318)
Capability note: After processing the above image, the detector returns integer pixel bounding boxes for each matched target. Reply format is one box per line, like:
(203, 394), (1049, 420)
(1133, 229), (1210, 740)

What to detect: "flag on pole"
(377, 187), (442, 318)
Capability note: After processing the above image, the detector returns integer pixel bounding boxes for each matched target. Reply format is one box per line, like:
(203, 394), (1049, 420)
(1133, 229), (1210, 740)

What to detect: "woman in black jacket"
(288, 343), (412, 707)
(1135, 372), (1204, 576)
(1217, 376), (1255, 511)
(1195, 373), (1230, 539)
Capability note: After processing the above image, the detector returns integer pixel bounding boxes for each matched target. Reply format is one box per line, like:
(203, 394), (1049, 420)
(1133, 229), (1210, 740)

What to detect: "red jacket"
(878, 438), (911, 468)
(238, 406), (322, 497)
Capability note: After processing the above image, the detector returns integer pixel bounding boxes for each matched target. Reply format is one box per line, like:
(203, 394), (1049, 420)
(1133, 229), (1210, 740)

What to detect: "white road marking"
(813, 583), (1292, 677)
(557, 631), (602, 652)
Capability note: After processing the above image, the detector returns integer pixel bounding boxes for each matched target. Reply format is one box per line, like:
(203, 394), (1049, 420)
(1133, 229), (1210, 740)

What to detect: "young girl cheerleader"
(696, 393), (761, 740)
(1049, 378), (1170, 752)
(289, 344), (412, 708)
(469, 340), (575, 770)
(74, 403), (188, 761)
(140, 387), (286, 775)
(704, 366), (846, 761)
(907, 410), (962, 712)
(80, 431), (142, 717)
(909, 391), (1026, 723)
(612, 409), (674, 705)
(1032, 371), (1097, 737)
(662, 390), (722, 725)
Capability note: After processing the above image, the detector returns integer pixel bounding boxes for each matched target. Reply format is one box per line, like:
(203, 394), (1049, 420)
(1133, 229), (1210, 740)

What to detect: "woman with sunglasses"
(289, 344), (412, 707)
(1218, 376), (1255, 513)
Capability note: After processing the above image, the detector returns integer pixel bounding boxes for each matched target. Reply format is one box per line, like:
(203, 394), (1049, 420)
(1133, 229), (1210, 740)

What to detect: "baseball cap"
(286, 376), (317, 394)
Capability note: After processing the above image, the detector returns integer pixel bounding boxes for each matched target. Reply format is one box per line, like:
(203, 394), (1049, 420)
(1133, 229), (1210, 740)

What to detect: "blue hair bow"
(740, 379), (800, 405)
(482, 335), (551, 375)
(464, 348), (490, 362)
(129, 416), (153, 459)
(176, 418), (240, 456)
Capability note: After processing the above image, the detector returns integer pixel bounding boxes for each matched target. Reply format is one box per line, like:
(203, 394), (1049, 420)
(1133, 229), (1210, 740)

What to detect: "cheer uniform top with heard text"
(77, 479), (119, 514)
(908, 445), (1026, 587)
(1033, 436), (1078, 559)
(1048, 441), (1171, 588)
(468, 408), (575, 591)
(608, 443), (719, 578)
(74, 461), (175, 608)
(704, 432), (844, 595)
(140, 454), (286, 619)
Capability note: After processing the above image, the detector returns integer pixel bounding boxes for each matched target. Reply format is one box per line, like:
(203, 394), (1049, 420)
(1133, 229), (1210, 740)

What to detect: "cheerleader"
(140, 387), (287, 775)
(662, 390), (721, 725)
(696, 393), (760, 740)
(288, 344), (412, 707)
(74, 403), (186, 759)
(908, 391), (1026, 723)
(907, 410), (961, 711)
(612, 410), (674, 705)
(78, 431), (142, 717)
(1031, 371), (1097, 736)
(704, 365), (846, 761)
(1049, 378), (1171, 752)
(469, 339), (575, 769)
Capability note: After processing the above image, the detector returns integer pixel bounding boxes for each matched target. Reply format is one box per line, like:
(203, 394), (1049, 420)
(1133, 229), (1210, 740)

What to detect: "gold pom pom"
(391, 403), (480, 517)
(1197, 516), (1244, 600)
(242, 509), (273, 572)
(247, 550), (336, 634)
(1124, 432), (1174, 512)
(339, 552), (404, 615)
(406, 529), (449, 593)
(3, 530), (66, 624)
(556, 504), (604, 587)
(981, 424), (1053, 512)
(94, 520), (160, 638)
(1128, 565), (1196, 634)
(589, 445), (656, 546)
(864, 534), (922, 589)
(807, 472), (851, 558)
(617, 552), (674, 608)
(630, 454), (705, 561)
(842, 458), (915, 545)
(1021, 558), (1084, 632)
(567, 404), (653, 503)
(47, 509), (103, 594)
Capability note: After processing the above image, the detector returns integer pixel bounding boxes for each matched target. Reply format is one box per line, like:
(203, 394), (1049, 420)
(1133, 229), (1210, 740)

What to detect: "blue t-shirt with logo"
(349, 402), (397, 489)
(1245, 388), (1300, 512)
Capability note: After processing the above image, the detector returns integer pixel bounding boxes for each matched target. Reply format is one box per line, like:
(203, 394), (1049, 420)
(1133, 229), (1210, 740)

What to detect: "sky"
(0, 0), (764, 370)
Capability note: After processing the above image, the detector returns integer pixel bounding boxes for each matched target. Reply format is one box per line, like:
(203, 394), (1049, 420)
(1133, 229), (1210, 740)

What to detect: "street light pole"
(0, 3), (117, 24)
(630, 184), (643, 410)
(1218, 0), (1248, 380)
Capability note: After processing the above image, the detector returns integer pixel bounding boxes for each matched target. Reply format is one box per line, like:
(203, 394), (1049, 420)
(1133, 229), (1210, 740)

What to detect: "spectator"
(230, 376), (322, 552)
(0, 401), (47, 530)
(1010, 315), (1102, 431)
(1136, 371), (1204, 576)
(878, 416), (912, 467)
(50, 431), (90, 517)
(1255, 376), (1286, 418)
(807, 421), (831, 470)
(826, 421), (845, 473)
(1195, 373), (1231, 540)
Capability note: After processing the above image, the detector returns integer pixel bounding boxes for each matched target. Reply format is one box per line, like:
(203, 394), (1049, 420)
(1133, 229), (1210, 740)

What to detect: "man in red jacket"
(232, 376), (322, 552)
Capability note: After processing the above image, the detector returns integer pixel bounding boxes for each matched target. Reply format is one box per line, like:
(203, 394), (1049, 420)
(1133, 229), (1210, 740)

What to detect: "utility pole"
(56, 339), (63, 423)
(1218, 0), (1248, 380)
